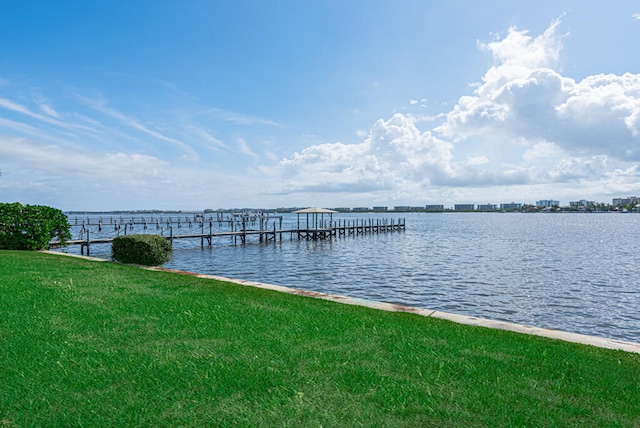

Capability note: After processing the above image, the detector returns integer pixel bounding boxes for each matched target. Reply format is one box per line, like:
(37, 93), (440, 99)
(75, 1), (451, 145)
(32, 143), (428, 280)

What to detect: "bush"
(0, 202), (71, 250)
(111, 234), (172, 266)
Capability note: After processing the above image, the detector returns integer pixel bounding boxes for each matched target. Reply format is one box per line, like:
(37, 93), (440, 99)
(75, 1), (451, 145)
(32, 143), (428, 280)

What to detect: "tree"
(0, 202), (71, 250)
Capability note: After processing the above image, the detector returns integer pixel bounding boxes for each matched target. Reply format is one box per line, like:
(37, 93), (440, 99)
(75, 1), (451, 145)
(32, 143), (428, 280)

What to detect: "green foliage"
(111, 234), (172, 265)
(0, 202), (71, 250)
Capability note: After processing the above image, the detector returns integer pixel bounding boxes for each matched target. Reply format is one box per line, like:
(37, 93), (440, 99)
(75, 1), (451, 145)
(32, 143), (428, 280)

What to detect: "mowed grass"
(1, 251), (639, 427)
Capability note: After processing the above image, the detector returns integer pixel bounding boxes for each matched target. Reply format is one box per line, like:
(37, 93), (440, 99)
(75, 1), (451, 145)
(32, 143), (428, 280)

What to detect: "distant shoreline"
(65, 208), (637, 215)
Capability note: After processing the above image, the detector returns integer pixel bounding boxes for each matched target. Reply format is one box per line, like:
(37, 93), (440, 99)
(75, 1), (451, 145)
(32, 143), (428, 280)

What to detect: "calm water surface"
(65, 212), (640, 343)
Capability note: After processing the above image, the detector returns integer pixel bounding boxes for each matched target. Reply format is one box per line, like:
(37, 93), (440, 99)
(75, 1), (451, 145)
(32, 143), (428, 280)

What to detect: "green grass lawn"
(1, 250), (639, 427)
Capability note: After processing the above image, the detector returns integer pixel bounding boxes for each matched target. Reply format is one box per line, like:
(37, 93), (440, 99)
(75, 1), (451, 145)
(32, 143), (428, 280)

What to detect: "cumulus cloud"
(633, 13), (640, 21)
(260, 112), (540, 195)
(260, 16), (640, 203)
(261, 114), (454, 194)
(436, 17), (640, 161)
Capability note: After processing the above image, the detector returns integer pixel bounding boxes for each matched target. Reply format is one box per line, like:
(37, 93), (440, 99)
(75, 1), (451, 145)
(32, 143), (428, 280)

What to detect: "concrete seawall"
(45, 251), (640, 354)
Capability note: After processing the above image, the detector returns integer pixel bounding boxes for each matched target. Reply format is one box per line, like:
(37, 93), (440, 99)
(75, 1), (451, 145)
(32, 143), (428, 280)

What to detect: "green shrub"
(0, 202), (71, 250)
(111, 234), (172, 266)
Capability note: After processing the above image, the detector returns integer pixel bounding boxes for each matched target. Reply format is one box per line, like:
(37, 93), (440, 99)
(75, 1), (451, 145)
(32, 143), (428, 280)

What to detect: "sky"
(1, 1), (639, 211)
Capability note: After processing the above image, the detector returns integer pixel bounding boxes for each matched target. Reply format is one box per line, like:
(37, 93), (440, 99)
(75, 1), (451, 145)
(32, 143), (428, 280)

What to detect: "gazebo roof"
(293, 207), (338, 214)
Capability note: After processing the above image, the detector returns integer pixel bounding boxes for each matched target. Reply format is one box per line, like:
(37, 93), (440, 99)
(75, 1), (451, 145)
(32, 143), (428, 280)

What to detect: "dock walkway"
(51, 217), (406, 256)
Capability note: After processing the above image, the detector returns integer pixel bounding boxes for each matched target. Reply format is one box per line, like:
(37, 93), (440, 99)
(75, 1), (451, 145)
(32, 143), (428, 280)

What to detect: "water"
(61, 212), (640, 343)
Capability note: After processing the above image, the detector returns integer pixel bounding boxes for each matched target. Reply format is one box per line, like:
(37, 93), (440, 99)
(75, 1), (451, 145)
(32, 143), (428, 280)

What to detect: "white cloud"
(236, 137), (259, 159)
(0, 97), (95, 134)
(0, 98), (33, 116)
(33, 94), (61, 118)
(0, 134), (256, 209)
(0, 135), (168, 181)
(438, 18), (568, 140)
(466, 156), (490, 166)
(633, 13), (640, 21)
(522, 141), (563, 161)
(205, 107), (282, 127)
(186, 126), (226, 151)
(436, 17), (640, 161)
(409, 98), (428, 108)
(39, 103), (60, 118)
(258, 17), (640, 204)
(481, 17), (565, 71)
(260, 113), (455, 194)
(75, 94), (199, 159)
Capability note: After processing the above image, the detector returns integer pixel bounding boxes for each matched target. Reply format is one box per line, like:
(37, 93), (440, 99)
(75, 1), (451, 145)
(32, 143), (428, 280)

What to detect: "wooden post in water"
(259, 216), (264, 243)
(242, 217), (247, 244)
(232, 220), (236, 245)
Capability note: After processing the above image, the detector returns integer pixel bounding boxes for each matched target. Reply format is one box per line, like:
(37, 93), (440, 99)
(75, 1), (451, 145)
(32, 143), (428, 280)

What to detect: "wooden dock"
(51, 217), (405, 256)
(68, 212), (279, 232)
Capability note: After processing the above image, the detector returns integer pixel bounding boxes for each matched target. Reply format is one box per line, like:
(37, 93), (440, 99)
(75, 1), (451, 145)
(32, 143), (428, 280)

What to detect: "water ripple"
(61, 212), (640, 343)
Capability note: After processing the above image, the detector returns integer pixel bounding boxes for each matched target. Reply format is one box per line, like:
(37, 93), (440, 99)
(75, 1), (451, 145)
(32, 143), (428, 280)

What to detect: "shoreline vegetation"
(2, 251), (639, 426)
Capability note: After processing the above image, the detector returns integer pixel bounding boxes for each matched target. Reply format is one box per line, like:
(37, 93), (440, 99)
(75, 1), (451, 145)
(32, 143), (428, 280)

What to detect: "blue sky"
(1, 1), (639, 210)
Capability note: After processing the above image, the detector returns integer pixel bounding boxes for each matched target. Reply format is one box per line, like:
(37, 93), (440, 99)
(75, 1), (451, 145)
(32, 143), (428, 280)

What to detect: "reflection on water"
(61, 212), (640, 343)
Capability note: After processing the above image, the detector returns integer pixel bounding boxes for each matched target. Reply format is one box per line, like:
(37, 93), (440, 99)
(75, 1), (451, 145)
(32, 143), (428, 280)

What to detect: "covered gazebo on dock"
(294, 207), (337, 240)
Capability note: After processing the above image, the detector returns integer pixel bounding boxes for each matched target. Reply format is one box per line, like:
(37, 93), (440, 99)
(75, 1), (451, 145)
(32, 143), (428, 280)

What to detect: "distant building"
(454, 204), (475, 211)
(333, 207), (351, 212)
(500, 202), (523, 210)
(372, 206), (388, 212)
(536, 200), (559, 207)
(613, 197), (640, 206)
(352, 207), (370, 212)
(393, 206), (411, 211)
(570, 200), (594, 207)
(477, 204), (497, 211)
(425, 205), (444, 211)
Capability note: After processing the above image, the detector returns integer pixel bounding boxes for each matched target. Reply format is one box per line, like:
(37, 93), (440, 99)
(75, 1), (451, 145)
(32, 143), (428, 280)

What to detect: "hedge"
(111, 234), (172, 266)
